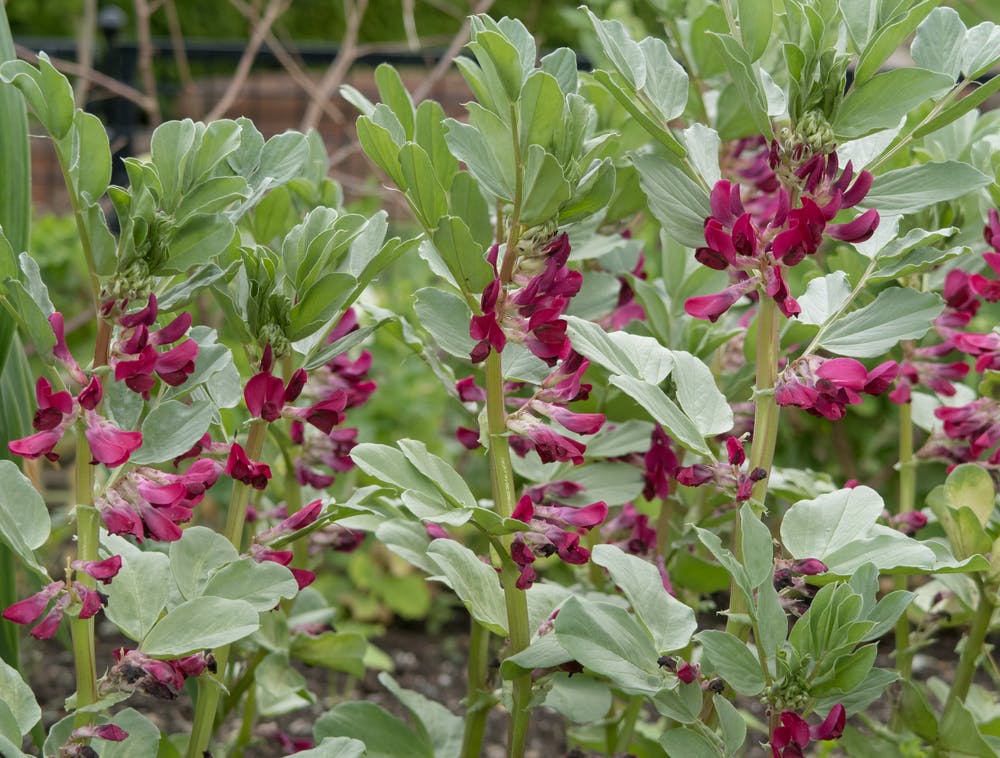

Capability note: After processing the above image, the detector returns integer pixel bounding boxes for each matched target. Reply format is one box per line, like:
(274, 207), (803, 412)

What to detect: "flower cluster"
(292, 310), (377, 488)
(458, 350), (605, 465)
(110, 294), (198, 398)
(104, 648), (215, 700)
(775, 356), (898, 419)
(245, 344), (348, 432)
(96, 460), (222, 541)
(675, 436), (765, 503)
(9, 316), (143, 466)
(657, 654), (701, 684)
(509, 483), (608, 589)
(470, 233), (581, 365)
(247, 498), (326, 590)
(686, 149), (878, 322)
(771, 704), (846, 757)
(2, 556), (119, 639)
(919, 398), (1000, 468)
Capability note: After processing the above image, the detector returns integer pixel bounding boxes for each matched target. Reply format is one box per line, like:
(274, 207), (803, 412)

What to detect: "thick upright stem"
(460, 620), (491, 758)
(70, 432), (98, 727)
(727, 297), (780, 637)
(188, 419), (268, 758)
(485, 349), (532, 757)
(945, 579), (996, 713)
(894, 401), (915, 680)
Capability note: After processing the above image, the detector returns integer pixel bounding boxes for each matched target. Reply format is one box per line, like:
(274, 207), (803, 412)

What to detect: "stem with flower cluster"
(485, 346), (533, 757)
(727, 296), (780, 637)
(895, 400), (916, 678)
(188, 418), (268, 758)
(69, 310), (114, 731)
(70, 431), (99, 727)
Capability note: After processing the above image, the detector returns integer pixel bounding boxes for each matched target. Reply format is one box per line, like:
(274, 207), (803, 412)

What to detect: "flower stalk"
(728, 296), (780, 637)
(70, 432), (99, 727)
(895, 400), (916, 679)
(188, 418), (268, 758)
(486, 348), (532, 757)
(945, 577), (997, 713)
(459, 620), (492, 758)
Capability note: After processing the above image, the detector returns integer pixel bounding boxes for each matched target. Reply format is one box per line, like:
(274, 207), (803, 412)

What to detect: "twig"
(205, 0), (291, 122)
(14, 44), (156, 114)
(164, 0), (194, 95)
(402, 0), (419, 50)
(411, 0), (494, 102)
(329, 0), (495, 169)
(299, 0), (370, 132)
(133, 0), (162, 125)
(226, 0), (342, 125)
(74, 0), (97, 106)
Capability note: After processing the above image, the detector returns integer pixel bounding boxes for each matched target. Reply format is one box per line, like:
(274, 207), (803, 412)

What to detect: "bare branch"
(164, 0), (194, 95)
(74, 0), (97, 106)
(299, 0), (369, 132)
(411, 0), (494, 102)
(329, 0), (494, 169)
(14, 44), (157, 114)
(226, 0), (343, 125)
(134, 0), (163, 125)
(204, 0), (291, 122)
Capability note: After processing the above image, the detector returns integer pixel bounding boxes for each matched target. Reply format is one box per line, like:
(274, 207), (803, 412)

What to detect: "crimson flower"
(508, 488), (607, 589)
(105, 648), (214, 700)
(2, 580), (105, 640)
(111, 295), (198, 397)
(676, 436), (765, 503)
(96, 460), (222, 542)
(686, 147), (878, 323)
(775, 356), (898, 419)
(226, 443), (272, 490)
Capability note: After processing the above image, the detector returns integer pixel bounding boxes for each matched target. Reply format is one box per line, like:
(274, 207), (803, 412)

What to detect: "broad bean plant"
(1, 1), (1000, 756)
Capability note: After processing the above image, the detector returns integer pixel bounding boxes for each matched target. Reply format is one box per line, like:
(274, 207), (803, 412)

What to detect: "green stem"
(224, 420), (268, 546)
(221, 649), (267, 720)
(230, 677), (257, 758)
(486, 350), (532, 758)
(187, 419), (268, 758)
(894, 401), (915, 679)
(460, 620), (492, 758)
(655, 497), (674, 557)
(613, 695), (644, 753)
(944, 578), (996, 713)
(71, 432), (99, 727)
(727, 297), (780, 638)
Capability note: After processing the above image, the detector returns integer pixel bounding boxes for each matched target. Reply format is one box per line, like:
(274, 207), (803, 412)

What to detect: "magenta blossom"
(3, 580), (104, 640)
(686, 147), (878, 323)
(111, 294), (198, 397)
(226, 443), (272, 490)
(772, 704), (846, 757)
(676, 436), (765, 503)
(775, 356), (898, 420)
(96, 460), (222, 542)
(508, 487), (607, 589)
(104, 648), (214, 700)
